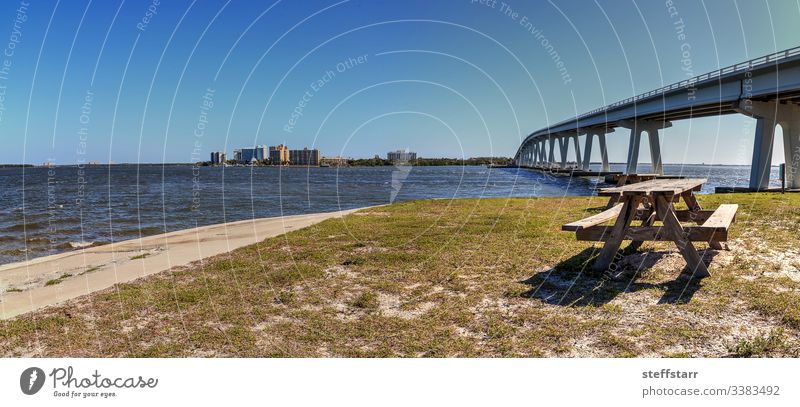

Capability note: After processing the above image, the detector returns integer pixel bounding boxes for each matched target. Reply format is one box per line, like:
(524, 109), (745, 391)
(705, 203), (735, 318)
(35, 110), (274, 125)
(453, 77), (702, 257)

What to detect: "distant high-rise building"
(289, 147), (321, 166)
(238, 145), (267, 163)
(387, 149), (417, 163)
(269, 144), (289, 165)
(210, 151), (227, 165)
(233, 149), (242, 162)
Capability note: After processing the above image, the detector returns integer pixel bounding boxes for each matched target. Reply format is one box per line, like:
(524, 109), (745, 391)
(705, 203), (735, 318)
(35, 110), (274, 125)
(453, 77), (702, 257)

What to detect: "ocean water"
(0, 163), (779, 265)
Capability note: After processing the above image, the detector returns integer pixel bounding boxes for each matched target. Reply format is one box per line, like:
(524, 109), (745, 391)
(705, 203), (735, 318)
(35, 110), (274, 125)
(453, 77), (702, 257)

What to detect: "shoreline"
(0, 207), (367, 319)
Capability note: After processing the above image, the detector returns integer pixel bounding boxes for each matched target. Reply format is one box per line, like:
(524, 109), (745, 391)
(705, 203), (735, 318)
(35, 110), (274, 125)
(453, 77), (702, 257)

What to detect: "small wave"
(54, 240), (105, 250)
(69, 241), (94, 249)
(25, 236), (50, 243)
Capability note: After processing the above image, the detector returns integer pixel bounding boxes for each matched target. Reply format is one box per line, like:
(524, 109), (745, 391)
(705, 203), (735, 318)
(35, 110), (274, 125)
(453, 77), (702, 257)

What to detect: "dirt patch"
(377, 293), (436, 320)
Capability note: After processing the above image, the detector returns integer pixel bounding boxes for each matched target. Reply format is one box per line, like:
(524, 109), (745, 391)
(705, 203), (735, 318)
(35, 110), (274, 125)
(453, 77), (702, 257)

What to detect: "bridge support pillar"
(521, 146), (528, 167)
(782, 121), (800, 189)
(572, 133), (582, 169)
(554, 133), (582, 169)
(548, 137), (556, 167)
(526, 147), (531, 166)
(736, 101), (800, 190)
(619, 120), (671, 175)
(598, 133), (610, 172)
(528, 145), (534, 166)
(749, 118), (776, 190)
(648, 131), (663, 175)
(625, 128), (642, 174)
(529, 144), (536, 167)
(582, 133), (593, 170)
(583, 129), (612, 171)
(539, 139), (547, 165)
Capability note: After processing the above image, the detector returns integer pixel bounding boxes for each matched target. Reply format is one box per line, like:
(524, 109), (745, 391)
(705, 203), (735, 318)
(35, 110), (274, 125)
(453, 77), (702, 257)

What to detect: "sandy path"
(0, 208), (363, 319)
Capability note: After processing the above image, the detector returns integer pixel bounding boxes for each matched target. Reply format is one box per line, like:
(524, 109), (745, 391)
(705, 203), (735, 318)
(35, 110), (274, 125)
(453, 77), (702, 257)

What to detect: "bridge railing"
(578, 46), (800, 119)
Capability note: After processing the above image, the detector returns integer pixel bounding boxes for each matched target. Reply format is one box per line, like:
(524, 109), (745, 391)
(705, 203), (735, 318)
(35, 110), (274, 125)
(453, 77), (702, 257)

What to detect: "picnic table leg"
(628, 206), (655, 251)
(605, 194), (620, 209)
(681, 192), (724, 250)
(654, 194), (711, 278)
(592, 196), (639, 272)
(681, 191), (702, 211)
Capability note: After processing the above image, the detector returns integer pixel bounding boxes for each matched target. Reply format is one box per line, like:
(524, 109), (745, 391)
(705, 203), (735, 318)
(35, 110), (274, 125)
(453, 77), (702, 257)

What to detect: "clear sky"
(0, 0), (798, 164)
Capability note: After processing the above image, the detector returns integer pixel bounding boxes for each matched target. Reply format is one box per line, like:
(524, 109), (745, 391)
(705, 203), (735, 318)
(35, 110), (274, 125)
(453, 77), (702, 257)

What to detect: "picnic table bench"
(563, 178), (738, 277)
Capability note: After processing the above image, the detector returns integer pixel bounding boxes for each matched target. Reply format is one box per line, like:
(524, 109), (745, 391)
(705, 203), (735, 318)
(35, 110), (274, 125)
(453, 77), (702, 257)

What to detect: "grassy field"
(2, 193), (799, 357)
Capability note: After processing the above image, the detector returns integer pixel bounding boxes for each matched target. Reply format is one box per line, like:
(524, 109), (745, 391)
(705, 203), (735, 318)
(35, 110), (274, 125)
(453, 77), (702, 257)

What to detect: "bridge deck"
(519, 46), (800, 145)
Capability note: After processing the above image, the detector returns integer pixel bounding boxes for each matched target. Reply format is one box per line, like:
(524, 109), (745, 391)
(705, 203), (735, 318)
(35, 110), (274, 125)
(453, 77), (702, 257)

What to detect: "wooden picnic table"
(563, 178), (738, 278)
(600, 173), (687, 208)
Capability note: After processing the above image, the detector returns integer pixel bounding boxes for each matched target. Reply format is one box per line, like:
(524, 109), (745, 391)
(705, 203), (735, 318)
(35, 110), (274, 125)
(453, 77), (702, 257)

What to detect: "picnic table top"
(612, 173), (684, 178)
(600, 178), (707, 196)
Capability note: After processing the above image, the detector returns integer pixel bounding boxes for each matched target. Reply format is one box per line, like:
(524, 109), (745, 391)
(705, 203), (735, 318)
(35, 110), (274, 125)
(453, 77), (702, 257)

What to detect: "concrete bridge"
(514, 46), (800, 190)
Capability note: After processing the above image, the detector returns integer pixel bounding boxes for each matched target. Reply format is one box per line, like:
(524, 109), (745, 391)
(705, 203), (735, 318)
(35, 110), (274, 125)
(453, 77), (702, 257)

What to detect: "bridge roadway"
(514, 46), (800, 190)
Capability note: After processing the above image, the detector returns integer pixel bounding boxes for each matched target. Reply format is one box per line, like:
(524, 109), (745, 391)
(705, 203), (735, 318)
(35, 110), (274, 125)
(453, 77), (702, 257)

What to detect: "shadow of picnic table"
(519, 247), (720, 307)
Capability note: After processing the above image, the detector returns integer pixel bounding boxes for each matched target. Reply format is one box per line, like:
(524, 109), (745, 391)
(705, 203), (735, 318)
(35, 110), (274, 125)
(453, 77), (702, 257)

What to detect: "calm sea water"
(0, 163), (778, 265)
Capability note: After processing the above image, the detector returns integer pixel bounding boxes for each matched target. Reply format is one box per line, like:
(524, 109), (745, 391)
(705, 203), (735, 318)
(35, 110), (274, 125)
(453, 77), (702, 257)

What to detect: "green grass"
(130, 253), (150, 260)
(727, 329), (789, 357)
(44, 273), (73, 286)
(79, 265), (102, 275)
(351, 292), (379, 310)
(1, 193), (799, 357)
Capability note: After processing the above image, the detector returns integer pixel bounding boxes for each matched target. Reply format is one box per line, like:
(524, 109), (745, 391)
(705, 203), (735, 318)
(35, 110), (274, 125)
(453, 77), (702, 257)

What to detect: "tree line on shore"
(197, 156), (513, 167)
(347, 157), (513, 166)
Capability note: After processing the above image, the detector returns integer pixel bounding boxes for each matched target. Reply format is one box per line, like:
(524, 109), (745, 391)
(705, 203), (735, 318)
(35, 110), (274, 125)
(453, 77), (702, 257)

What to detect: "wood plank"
(609, 173), (686, 185)
(602, 178), (707, 196)
(681, 191), (703, 212)
(562, 204), (624, 231)
(673, 209), (715, 223)
(701, 204), (738, 229)
(702, 203), (737, 250)
(677, 191), (715, 246)
(621, 179), (707, 196)
(597, 189), (620, 196)
(575, 225), (727, 242)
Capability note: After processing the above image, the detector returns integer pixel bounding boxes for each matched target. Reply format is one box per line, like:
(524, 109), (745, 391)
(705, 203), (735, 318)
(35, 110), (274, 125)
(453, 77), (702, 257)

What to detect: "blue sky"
(0, 0), (798, 164)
